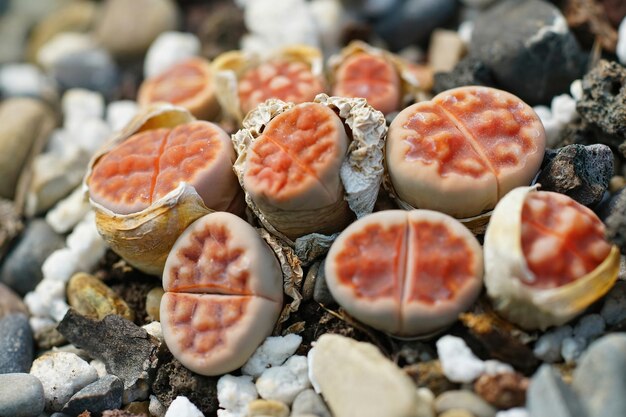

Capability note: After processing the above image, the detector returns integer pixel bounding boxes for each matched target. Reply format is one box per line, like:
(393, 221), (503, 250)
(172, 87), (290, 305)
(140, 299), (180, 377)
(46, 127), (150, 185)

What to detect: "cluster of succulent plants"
(82, 41), (618, 377)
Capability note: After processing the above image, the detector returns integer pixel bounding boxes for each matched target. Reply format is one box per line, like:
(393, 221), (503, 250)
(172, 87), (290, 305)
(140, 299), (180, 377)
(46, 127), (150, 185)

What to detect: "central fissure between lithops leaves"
(435, 103), (501, 201)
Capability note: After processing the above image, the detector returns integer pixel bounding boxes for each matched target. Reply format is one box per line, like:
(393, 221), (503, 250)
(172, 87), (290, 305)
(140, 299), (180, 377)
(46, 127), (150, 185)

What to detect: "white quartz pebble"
(551, 94), (577, 125)
(570, 79), (583, 101)
(242, 334), (303, 377)
(150, 394), (167, 417)
(107, 100), (139, 131)
(164, 396), (204, 417)
(46, 186), (91, 234)
(90, 359), (108, 378)
(436, 335), (485, 383)
(217, 375), (258, 415)
(41, 248), (80, 282)
(256, 355), (311, 404)
(30, 351), (98, 412)
(68, 117), (112, 155)
(143, 321), (164, 343)
(62, 88), (105, 123)
(0, 63), (53, 98)
(617, 17), (626, 65)
(496, 408), (529, 417)
(144, 31), (201, 78)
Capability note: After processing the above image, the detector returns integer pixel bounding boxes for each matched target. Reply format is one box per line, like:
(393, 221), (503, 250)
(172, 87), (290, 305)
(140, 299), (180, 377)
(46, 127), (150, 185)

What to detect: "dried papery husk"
(83, 105), (210, 276)
(327, 40), (429, 109)
(212, 44), (324, 124)
(381, 173), (492, 235)
(257, 228), (304, 331)
(232, 94), (387, 264)
(484, 186), (620, 330)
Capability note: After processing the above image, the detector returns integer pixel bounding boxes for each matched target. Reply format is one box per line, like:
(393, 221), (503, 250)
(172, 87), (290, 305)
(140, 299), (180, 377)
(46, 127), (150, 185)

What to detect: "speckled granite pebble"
(0, 313), (33, 374)
(61, 374), (124, 416)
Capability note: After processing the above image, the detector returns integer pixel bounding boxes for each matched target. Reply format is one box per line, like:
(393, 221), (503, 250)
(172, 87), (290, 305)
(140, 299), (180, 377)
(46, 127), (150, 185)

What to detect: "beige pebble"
(66, 272), (134, 321)
(247, 399), (289, 417)
(439, 410), (475, 417)
(145, 287), (164, 322)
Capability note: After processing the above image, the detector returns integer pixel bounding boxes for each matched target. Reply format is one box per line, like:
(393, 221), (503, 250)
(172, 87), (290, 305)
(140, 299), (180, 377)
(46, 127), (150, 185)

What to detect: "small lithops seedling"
(160, 211), (283, 376)
(324, 209), (483, 337)
(137, 57), (220, 120)
(84, 105), (244, 275)
(386, 86), (546, 220)
(332, 52), (400, 114)
(484, 187), (620, 330)
(213, 45), (327, 123)
(242, 102), (351, 239)
(238, 59), (326, 115)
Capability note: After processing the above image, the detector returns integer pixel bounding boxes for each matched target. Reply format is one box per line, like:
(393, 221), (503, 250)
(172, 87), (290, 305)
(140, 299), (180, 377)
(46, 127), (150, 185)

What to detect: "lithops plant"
(212, 44), (327, 123)
(232, 95), (387, 262)
(160, 211), (283, 376)
(484, 186), (620, 330)
(137, 57), (220, 121)
(328, 41), (428, 115)
(324, 209), (483, 337)
(84, 104), (244, 275)
(385, 86), (546, 232)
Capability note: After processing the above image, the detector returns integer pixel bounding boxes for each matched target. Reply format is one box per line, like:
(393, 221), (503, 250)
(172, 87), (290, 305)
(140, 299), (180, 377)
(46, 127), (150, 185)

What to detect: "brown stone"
(67, 272), (135, 322)
(565, 0), (618, 52)
(0, 282), (28, 320)
(403, 360), (459, 396)
(474, 372), (529, 409)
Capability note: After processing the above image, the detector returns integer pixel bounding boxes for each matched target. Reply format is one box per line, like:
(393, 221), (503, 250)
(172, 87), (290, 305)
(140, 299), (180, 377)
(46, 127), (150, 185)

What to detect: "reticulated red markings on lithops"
(238, 60), (325, 115)
(243, 103), (348, 210)
(332, 53), (401, 114)
(144, 60), (207, 104)
(387, 86), (545, 219)
(520, 191), (611, 289)
(88, 121), (235, 215)
(161, 212), (283, 376)
(326, 210), (483, 336)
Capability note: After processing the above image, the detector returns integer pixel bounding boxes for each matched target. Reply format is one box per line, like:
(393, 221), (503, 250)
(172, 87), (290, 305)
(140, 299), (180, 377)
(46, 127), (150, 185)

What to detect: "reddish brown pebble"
(521, 191), (611, 288)
(386, 86), (545, 218)
(474, 372), (529, 409)
(332, 52), (401, 114)
(238, 59), (326, 115)
(138, 57), (220, 120)
(325, 209), (483, 337)
(88, 121), (240, 215)
(160, 212), (283, 376)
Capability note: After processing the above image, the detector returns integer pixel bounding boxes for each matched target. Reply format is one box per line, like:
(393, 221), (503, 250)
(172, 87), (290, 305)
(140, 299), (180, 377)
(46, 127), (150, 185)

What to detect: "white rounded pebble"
(29, 316), (56, 334)
(436, 335), (485, 383)
(37, 32), (96, 70)
(496, 407), (529, 417)
(551, 94), (577, 125)
(67, 118), (112, 155)
(217, 375), (258, 414)
(150, 394), (167, 417)
(617, 17), (626, 65)
(561, 336), (587, 363)
(90, 359), (108, 378)
(164, 396), (204, 417)
(533, 105), (562, 148)
(533, 325), (573, 363)
(107, 100), (139, 131)
(46, 187), (91, 234)
(256, 355), (311, 404)
(30, 351), (98, 412)
(65, 212), (107, 271)
(144, 31), (201, 78)
(0, 63), (53, 98)
(242, 334), (303, 377)
(62, 89), (105, 123)
(143, 321), (164, 343)
(49, 298), (70, 322)
(41, 248), (80, 282)
(570, 79), (583, 101)
(458, 20), (474, 44)
(573, 314), (605, 340)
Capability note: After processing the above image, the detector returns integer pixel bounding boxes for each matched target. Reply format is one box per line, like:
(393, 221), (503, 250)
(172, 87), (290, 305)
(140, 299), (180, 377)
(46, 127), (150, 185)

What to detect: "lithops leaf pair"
(385, 86), (546, 232)
(138, 57), (221, 121)
(328, 40), (431, 115)
(213, 45), (327, 123)
(484, 187), (620, 330)
(84, 105), (244, 275)
(160, 211), (283, 376)
(231, 94), (387, 262)
(325, 209), (483, 338)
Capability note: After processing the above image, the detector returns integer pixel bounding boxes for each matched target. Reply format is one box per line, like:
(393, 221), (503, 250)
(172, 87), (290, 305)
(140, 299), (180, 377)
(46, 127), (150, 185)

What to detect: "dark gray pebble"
(0, 373), (45, 417)
(433, 56), (496, 95)
(572, 333), (626, 417)
(577, 59), (626, 148)
(605, 189), (626, 253)
(527, 364), (587, 417)
(0, 313), (33, 374)
(0, 219), (64, 296)
(50, 49), (119, 99)
(470, 0), (587, 105)
(537, 144), (613, 207)
(374, 0), (457, 50)
(61, 374), (123, 416)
